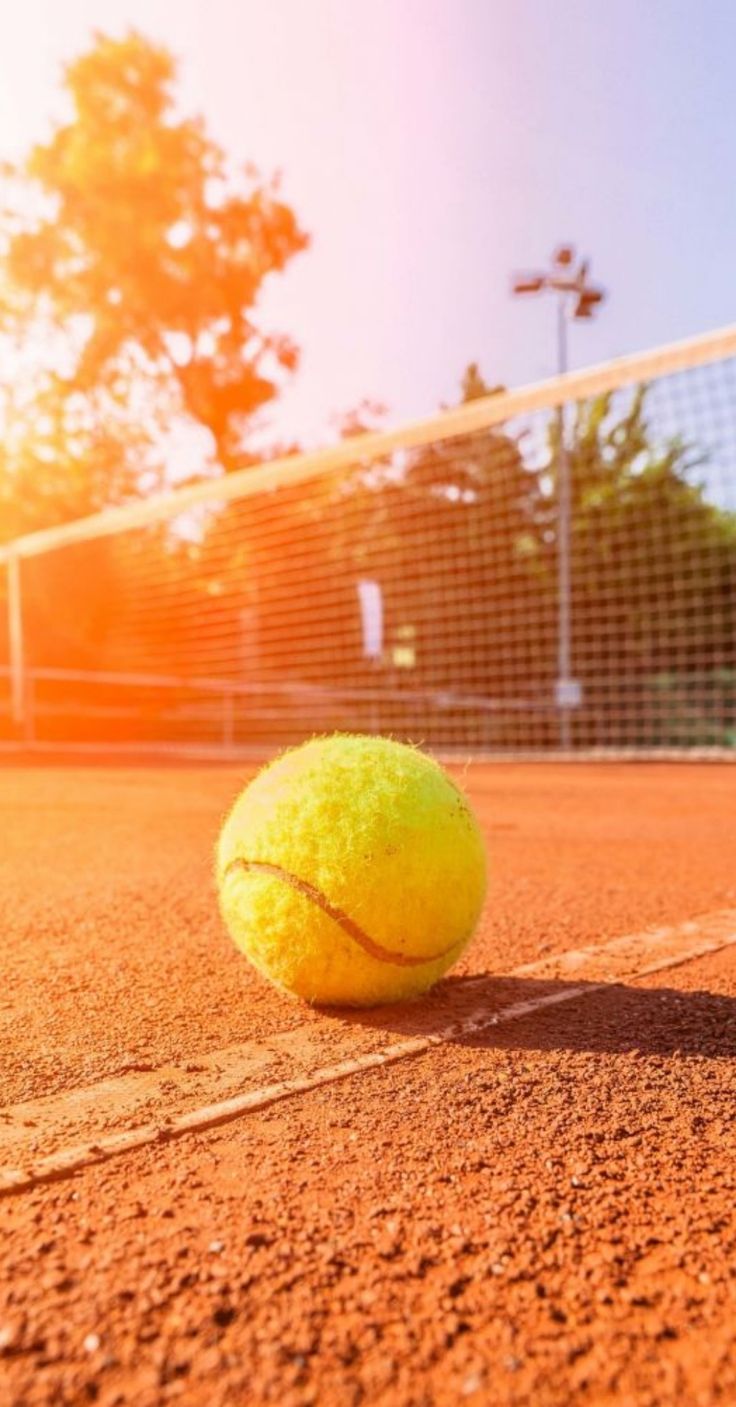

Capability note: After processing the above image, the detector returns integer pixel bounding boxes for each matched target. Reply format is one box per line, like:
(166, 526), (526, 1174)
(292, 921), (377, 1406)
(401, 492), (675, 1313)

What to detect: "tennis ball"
(216, 734), (487, 1007)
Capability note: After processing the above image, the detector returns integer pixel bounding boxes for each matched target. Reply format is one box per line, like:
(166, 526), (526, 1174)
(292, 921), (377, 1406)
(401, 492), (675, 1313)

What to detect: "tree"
(551, 388), (736, 744)
(307, 374), (736, 748)
(0, 29), (308, 540)
(141, 362), (543, 747)
(296, 363), (554, 745)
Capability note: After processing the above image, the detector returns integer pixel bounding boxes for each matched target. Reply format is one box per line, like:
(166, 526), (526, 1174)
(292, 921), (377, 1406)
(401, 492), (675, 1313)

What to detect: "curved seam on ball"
(222, 858), (460, 969)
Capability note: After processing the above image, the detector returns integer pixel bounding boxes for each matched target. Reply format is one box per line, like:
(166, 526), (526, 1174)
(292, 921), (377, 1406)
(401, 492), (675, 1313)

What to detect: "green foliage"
(550, 389), (736, 745)
(564, 390), (736, 676)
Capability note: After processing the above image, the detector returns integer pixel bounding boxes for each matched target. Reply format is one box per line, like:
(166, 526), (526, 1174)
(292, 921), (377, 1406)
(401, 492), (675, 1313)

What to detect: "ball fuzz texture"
(216, 734), (487, 1007)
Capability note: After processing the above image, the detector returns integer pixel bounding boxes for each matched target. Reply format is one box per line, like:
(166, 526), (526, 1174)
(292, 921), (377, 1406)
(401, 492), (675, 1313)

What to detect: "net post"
(7, 553), (27, 732)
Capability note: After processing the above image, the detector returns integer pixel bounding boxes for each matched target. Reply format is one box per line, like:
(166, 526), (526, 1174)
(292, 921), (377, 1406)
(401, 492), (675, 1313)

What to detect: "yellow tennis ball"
(216, 734), (487, 1007)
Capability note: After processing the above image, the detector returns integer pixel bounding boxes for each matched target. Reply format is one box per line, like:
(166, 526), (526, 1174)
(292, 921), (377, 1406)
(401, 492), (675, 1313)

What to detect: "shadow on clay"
(322, 972), (736, 1060)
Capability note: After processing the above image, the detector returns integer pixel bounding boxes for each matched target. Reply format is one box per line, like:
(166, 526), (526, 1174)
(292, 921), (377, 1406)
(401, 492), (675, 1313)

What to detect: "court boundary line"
(1, 909), (735, 1197)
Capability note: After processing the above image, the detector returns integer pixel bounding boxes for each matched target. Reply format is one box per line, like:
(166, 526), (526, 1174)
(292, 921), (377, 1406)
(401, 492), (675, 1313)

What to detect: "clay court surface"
(1, 760), (735, 1406)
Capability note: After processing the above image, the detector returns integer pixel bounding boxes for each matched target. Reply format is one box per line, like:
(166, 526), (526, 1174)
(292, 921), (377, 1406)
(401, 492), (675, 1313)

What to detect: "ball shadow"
(322, 972), (736, 1060)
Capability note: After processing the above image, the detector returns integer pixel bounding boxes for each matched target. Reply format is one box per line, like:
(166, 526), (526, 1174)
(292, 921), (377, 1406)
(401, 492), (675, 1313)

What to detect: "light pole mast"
(512, 245), (606, 749)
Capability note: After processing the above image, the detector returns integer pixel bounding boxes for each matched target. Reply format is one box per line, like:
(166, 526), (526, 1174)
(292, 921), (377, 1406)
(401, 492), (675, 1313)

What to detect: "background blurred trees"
(563, 389), (735, 674)
(561, 389), (736, 744)
(0, 29), (307, 541)
(192, 371), (734, 747)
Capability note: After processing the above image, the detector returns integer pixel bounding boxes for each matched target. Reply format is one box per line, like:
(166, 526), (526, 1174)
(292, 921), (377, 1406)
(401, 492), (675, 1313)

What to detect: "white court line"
(2, 909), (735, 1196)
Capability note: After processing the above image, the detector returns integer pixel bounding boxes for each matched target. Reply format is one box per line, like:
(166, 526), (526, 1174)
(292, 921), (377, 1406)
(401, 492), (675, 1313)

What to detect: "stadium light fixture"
(511, 245), (607, 748)
(511, 245), (606, 369)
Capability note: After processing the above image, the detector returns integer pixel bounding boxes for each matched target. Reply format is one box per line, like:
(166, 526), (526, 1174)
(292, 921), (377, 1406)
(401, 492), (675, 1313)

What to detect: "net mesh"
(2, 327), (736, 755)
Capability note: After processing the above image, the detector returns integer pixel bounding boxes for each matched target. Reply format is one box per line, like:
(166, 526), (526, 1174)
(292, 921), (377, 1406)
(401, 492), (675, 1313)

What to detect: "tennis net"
(1, 324), (735, 756)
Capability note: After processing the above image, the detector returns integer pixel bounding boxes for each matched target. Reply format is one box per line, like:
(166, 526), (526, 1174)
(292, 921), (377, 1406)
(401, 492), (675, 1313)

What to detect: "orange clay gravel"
(1, 762), (735, 1405)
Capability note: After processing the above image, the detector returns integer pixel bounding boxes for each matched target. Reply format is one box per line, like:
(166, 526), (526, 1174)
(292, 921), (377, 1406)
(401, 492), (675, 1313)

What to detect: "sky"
(0, 0), (735, 448)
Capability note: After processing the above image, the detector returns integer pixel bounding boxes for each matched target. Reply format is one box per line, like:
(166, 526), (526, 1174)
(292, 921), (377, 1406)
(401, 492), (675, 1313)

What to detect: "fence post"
(7, 553), (27, 733)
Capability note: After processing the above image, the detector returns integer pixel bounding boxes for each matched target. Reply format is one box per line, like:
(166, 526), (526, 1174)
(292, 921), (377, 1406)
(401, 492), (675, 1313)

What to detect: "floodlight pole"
(555, 292), (572, 749)
(511, 247), (606, 750)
